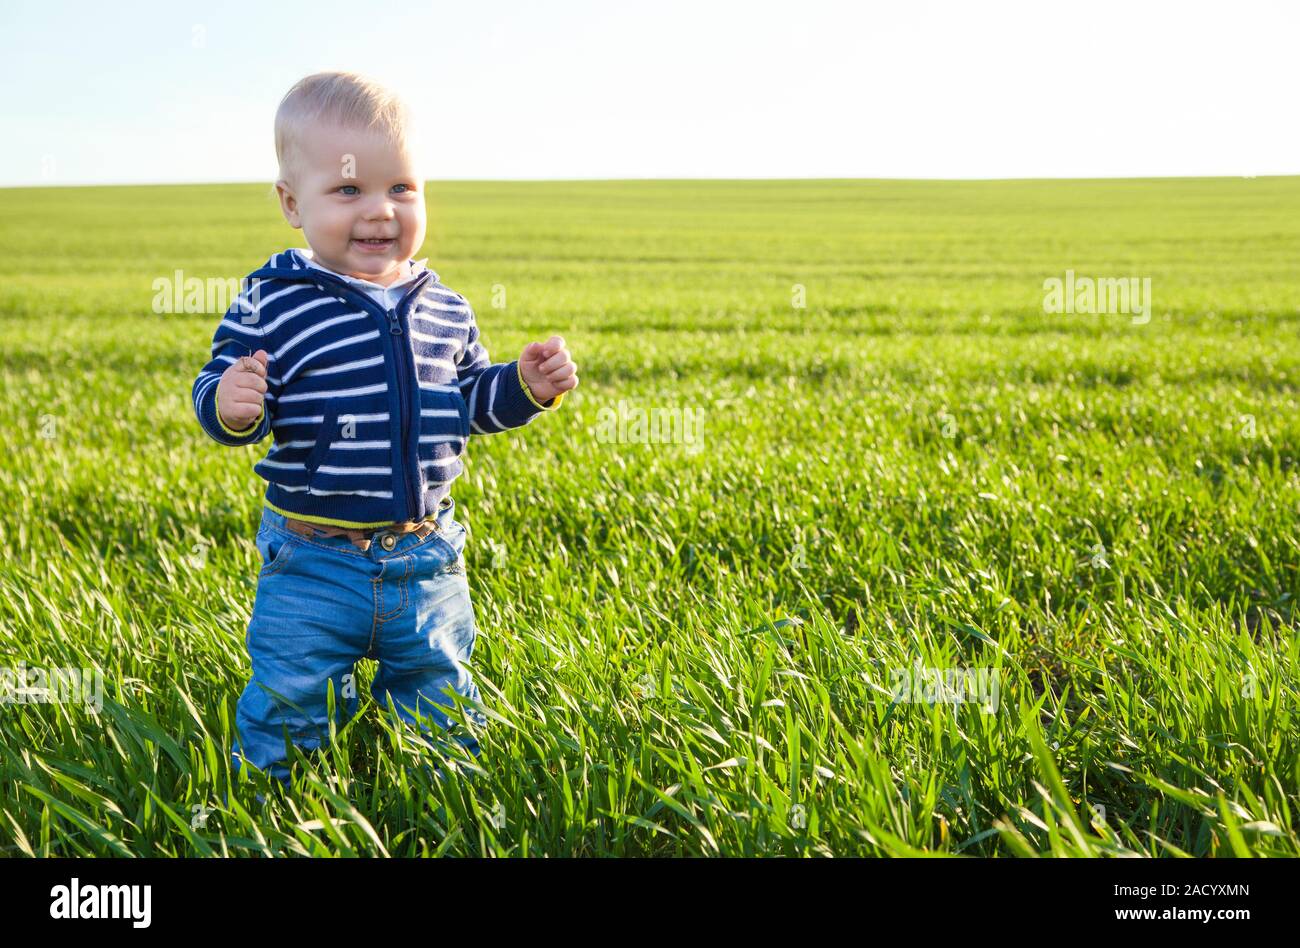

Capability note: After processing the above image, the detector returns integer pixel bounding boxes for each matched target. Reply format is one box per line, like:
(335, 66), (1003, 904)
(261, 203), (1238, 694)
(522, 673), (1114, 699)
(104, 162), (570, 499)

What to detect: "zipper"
(293, 268), (433, 521)
(387, 274), (433, 519)
(384, 304), (412, 518)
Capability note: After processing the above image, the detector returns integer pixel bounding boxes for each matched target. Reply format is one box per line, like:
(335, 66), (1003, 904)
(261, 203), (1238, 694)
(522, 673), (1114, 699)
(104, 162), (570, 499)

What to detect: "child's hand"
(519, 335), (579, 403)
(216, 349), (270, 431)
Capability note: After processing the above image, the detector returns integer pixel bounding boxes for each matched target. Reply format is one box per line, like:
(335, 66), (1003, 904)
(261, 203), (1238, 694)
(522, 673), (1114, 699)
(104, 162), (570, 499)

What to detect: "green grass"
(0, 177), (1297, 856)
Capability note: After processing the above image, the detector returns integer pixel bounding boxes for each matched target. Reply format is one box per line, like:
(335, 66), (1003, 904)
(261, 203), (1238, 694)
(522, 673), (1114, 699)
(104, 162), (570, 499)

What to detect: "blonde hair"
(274, 71), (412, 184)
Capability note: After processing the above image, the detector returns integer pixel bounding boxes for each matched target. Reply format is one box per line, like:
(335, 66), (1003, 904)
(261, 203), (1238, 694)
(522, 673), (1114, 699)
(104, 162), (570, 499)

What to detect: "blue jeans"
(232, 496), (486, 785)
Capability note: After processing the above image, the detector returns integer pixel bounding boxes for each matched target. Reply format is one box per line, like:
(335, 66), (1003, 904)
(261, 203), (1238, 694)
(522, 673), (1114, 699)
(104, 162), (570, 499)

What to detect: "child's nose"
(364, 197), (396, 219)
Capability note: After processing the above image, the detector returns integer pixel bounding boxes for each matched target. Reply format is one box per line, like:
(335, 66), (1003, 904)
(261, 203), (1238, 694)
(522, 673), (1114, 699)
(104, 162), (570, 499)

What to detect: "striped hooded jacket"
(191, 248), (562, 529)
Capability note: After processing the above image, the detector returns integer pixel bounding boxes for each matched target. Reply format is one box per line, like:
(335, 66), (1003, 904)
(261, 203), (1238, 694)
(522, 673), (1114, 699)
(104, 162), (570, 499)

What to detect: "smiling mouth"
(352, 237), (396, 252)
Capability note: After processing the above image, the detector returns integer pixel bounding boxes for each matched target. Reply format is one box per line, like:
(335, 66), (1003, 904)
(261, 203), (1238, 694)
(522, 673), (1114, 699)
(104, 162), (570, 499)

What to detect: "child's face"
(275, 121), (426, 287)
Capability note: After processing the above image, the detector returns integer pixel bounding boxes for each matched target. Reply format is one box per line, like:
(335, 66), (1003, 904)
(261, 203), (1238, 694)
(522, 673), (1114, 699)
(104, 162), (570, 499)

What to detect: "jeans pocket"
(440, 519), (468, 573)
(256, 524), (299, 578)
(415, 517), (467, 574)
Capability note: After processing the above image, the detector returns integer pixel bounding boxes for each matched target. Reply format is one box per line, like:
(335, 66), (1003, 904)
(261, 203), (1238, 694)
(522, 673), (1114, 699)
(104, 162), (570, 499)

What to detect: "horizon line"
(4, 172), (1300, 191)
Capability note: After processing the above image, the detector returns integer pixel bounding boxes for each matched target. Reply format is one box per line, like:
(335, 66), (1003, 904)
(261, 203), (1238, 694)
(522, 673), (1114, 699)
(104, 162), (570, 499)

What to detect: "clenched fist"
(217, 349), (269, 431)
(519, 335), (578, 404)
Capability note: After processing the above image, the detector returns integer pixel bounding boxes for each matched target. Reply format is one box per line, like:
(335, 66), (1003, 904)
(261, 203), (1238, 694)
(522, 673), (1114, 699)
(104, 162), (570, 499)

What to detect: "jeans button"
(379, 533), (396, 551)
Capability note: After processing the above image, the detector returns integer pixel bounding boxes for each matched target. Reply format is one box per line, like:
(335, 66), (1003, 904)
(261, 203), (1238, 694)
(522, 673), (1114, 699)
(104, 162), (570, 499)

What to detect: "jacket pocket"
(453, 388), (470, 437)
(304, 398), (343, 495)
(414, 388), (469, 487)
(418, 387), (470, 440)
(303, 390), (393, 497)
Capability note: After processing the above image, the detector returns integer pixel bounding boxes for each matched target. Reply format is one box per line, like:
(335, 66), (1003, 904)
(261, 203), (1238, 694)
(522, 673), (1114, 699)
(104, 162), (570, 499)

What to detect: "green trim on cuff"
(218, 401), (264, 437)
(517, 360), (565, 412)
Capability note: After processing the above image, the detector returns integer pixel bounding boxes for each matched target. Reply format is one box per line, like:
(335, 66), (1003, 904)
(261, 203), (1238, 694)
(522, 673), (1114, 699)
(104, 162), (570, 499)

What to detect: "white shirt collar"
(293, 247), (430, 289)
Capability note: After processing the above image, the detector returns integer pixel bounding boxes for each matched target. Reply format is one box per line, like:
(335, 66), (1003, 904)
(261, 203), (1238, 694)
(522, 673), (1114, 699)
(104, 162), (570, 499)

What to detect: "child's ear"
(274, 179), (301, 229)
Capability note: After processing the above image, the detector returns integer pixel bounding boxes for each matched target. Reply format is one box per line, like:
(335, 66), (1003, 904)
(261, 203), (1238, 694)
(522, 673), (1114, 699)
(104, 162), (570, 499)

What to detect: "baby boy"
(190, 71), (578, 787)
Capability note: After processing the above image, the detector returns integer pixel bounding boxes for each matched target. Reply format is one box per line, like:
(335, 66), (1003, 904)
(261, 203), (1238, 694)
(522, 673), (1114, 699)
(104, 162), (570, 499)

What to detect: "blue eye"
(337, 185), (359, 195)
(392, 183), (413, 193)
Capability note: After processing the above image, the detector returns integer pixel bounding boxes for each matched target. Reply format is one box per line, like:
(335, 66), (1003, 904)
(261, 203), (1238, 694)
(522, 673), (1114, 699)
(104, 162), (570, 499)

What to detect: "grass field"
(0, 177), (1297, 856)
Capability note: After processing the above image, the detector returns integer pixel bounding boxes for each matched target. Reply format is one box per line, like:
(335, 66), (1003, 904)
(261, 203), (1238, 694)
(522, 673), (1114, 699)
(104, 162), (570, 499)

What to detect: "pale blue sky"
(3, 0), (1296, 186)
